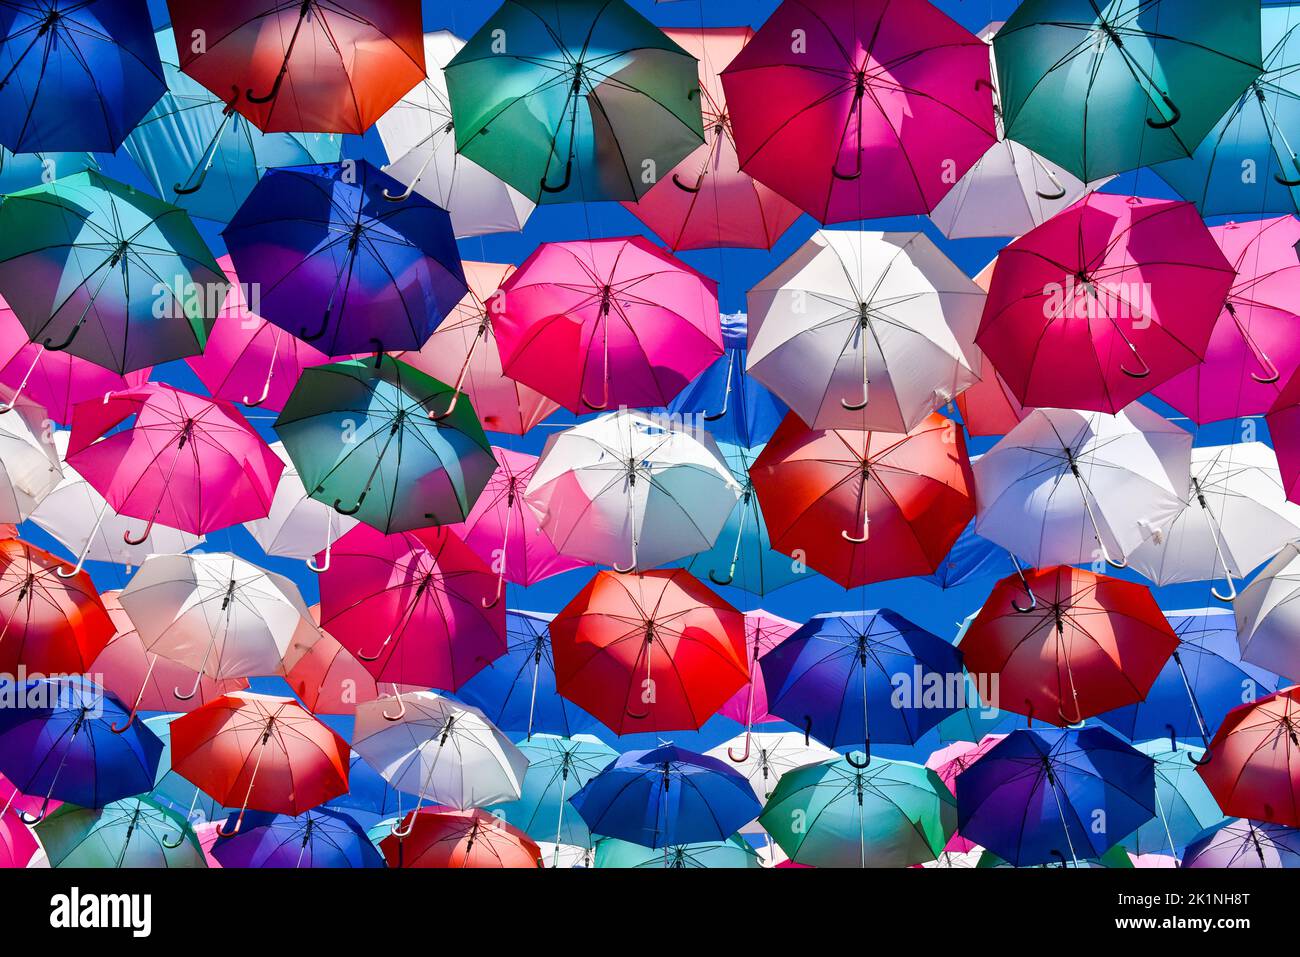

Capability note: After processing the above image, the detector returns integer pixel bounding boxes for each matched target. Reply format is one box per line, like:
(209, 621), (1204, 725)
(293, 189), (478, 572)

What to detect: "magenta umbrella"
(185, 256), (342, 413)
(719, 0), (996, 224)
(1154, 216), (1300, 424)
(491, 237), (722, 413)
(976, 193), (1235, 413)
(718, 609), (798, 757)
(65, 383), (284, 544)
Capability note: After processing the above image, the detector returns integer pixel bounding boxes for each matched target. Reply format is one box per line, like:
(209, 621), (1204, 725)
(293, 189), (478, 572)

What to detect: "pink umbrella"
(65, 383), (284, 543)
(1268, 372), (1300, 505)
(622, 27), (803, 251)
(719, 0), (996, 224)
(450, 448), (589, 610)
(0, 808), (37, 867)
(392, 261), (558, 434)
(317, 523), (505, 694)
(1154, 216), (1300, 424)
(185, 256), (340, 412)
(925, 734), (1005, 852)
(491, 237), (722, 413)
(0, 296), (149, 423)
(977, 194), (1235, 413)
(718, 610), (798, 739)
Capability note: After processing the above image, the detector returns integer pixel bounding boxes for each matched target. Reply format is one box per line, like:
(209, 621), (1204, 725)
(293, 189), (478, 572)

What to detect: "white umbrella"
(974, 406), (1190, 569)
(705, 731), (836, 834)
(1128, 443), (1300, 598)
(746, 230), (984, 433)
(243, 441), (356, 572)
(1235, 543), (1300, 680)
(375, 30), (534, 237)
(0, 402), (59, 523)
(118, 552), (318, 700)
(353, 692), (528, 832)
(525, 410), (741, 571)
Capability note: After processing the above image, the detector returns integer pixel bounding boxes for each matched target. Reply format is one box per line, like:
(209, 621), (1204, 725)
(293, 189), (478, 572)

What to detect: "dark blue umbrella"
(455, 610), (600, 740)
(922, 521), (1017, 590)
(224, 161), (468, 357)
(761, 610), (965, 765)
(0, 0), (165, 152)
(0, 675), (162, 822)
(956, 727), (1156, 867)
(325, 753), (409, 830)
(571, 745), (759, 849)
(211, 808), (384, 868)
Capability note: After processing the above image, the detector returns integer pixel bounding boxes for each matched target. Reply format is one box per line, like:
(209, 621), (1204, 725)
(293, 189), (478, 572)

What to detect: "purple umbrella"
(1183, 819), (1300, 868)
(210, 808), (384, 868)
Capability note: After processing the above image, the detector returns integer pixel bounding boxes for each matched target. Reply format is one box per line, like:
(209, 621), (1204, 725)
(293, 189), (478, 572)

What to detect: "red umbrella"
(1197, 687), (1300, 828)
(749, 411), (975, 588)
(976, 193), (1235, 413)
(381, 808), (541, 868)
(317, 523), (505, 691)
(961, 566), (1178, 727)
(169, 0), (426, 134)
(550, 569), (749, 735)
(0, 537), (114, 676)
(170, 691), (350, 836)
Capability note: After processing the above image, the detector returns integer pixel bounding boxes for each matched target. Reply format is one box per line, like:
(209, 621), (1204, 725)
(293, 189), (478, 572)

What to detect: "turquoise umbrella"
(34, 797), (206, 868)
(144, 714), (227, 827)
(0, 148), (95, 193)
(593, 835), (760, 869)
(1125, 740), (1227, 858)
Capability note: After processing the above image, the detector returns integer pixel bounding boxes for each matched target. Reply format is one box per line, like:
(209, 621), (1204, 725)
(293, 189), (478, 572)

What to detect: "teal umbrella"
(1125, 740), (1227, 858)
(144, 714), (227, 826)
(593, 835), (761, 869)
(34, 797), (207, 868)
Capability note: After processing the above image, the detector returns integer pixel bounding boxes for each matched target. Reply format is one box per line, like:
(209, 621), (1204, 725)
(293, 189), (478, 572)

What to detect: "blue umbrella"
(1183, 819), (1300, 868)
(923, 521), (1019, 590)
(0, 676), (162, 822)
(143, 714), (226, 826)
(0, 147), (95, 193)
(211, 808), (384, 868)
(327, 753), (409, 830)
(571, 745), (760, 849)
(1124, 741), (1226, 858)
(455, 610), (600, 739)
(0, 0), (165, 152)
(761, 610), (965, 764)
(223, 161), (468, 357)
(956, 727), (1156, 867)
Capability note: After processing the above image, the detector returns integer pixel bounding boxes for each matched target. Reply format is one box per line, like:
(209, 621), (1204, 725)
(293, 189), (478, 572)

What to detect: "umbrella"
(170, 691), (351, 836)
(381, 808), (541, 868)
(954, 262), (1029, 436)
(0, 171), (226, 374)
(925, 733), (1006, 851)
(376, 30), (534, 236)
(1234, 543), (1300, 680)
(759, 756), (954, 868)
(66, 383), (283, 544)
(761, 609), (966, 760)
(124, 29), (340, 223)
(525, 410), (740, 572)
(750, 411), (976, 589)
(594, 835), (760, 869)
(1153, 217), (1300, 423)
(1197, 686), (1300, 827)
(0, 808), (37, 867)
(0, 0), (165, 152)
(571, 745), (759, 849)
(211, 808), (383, 869)
(224, 162), (468, 357)
(1154, 6), (1300, 216)
(492, 237), (722, 413)
(0, 147), (94, 193)
(976, 193), (1235, 412)
(956, 727), (1156, 867)
(444, 0), (704, 205)
(1183, 819), (1300, 868)
(550, 569), (749, 735)
(973, 405), (1190, 569)
(391, 261), (558, 434)
(281, 609), (421, 717)
(243, 442), (358, 573)
(1124, 741), (1225, 859)
(315, 523), (504, 691)
(352, 692), (528, 823)
(274, 357), (497, 534)
(992, 0), (1262, 181)
(1267, 353), (1300, 506)
(34, 797), (205, 868)
(329, 752), (407, 829)
(747, 230), (984, 434)
(0, 398), (59, 523)
(720, 0), (996, 223)
(1127, 443), (1300, 598)
(704, 730), (835, 805)
(622, 27), (802, 251)
(715, 610), (799, 733)
(170, 0), (425, 135)
(143, 714), (227, 827)
(923, 520), (1019, 590)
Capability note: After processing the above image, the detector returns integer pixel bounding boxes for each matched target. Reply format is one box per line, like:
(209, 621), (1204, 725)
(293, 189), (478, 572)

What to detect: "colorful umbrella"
(1124, 741), (1225, 859)
(1197, 686), (1300, 827)
(716, 610), (799, 732)
(594, 835), (760, 869)
(1183, 819), (1300, 868)
(704, 730), (835, 805)
(381, 808), (541, 868)
(242, 442), (358, 572)
(211, 808), (383, 869)
(34, 797), (205, 868)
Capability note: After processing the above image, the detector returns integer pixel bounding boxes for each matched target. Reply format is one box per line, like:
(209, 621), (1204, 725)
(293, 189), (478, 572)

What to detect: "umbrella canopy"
(170, 0), (425, 134)
(0, 0), (165, 152)
(444, 0), (704, 205)
(1235, 543), (1300, 682)
(274, 356), (497, 534)
(0, 171), (225, 374)
(992, 0), (1262, 181)
(242, 442), (358, 568)
(1124, 742), (1225, 859)
(716, 610), (799, 728)
(922, 520), (1015, 590)
(1267, 352), (1300, 506)
(1197, 686), (1300, 827)
(281, 608), (421, 717)
(211, 808), (383, 869)
(747, 230), (984, 434)
(0, 399), (59, 525)
(493, 237), (722, 413)
(35, 797), (205, 868)
(751, 411), (976, 588)
(1183, 819), (1300, 868)
(0, 808), (38, 867)
(487, 734), (617, 852)
(143, 714), (227, 826)
(550, 569), (748, 735)
(704, 730), (836, 806)
(720, 0), (996, 223)
(381, 808), (541, 868)
(976, 193), (1235, 412)
(594, 835), (760, 869)
(925, 733), (1006, 852)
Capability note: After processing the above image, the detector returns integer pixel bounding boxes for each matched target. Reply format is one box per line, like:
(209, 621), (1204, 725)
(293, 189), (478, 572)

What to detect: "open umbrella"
(211, 808), (382, 869)
(1197, 687), (1300, 827)
(705, 730), (835, 805)
(381, 808), (541, 868)
(34, 797), (205, 868)
(1235, 543), (1300, 681)
(243, 442), (357, 573)
(1183, 819), (1300, 868)
(716, 610), (799, 734)
(594, 835), (760, 869)
(0, 398), (59, 524)
(1124, 741), (1225, 859)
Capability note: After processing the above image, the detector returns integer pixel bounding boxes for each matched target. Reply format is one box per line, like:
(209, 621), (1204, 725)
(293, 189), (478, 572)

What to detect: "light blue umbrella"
(0, 148), (95, 193)
(593, 835), (760, 869)
(1125, 741), (1227, 858)
(144, 714), (226, 826)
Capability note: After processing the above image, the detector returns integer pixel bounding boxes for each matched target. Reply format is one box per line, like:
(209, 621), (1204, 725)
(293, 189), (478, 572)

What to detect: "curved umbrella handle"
(299, 309), (331, 343)
(383, 181), (418, 202)
(306, 516), (332, 574)
(844, 740), (871, 769)
(1119, 341), (1151, 379)
(841, 518), (869, 545)
(1035, 182), (1067, 201)
(540, 158), (573, 194)
(481, 572), (504, 609)
(1049, 849), (1070, 868)
(123, 514), (157, 547)
(390, 814), (417, 839)
(381, 690), (407, 722)
(1211, 577), (1238, 603)
(803, 715), (813, 747)
(840, 390), (869, 412)
(671, 171), (703, 194)
(708, 568), (734, 587)
(1275, 169), (1300, 187)
(727, 731), (751, 763)
(1011, 592), (1037, 613)
(43, 322), (84, 353)
(624, 703), (650, 720)
(1146, 95), (1181, 129)
(215, 812), (245, 838)
(429, 390), (462, 421)
(173, 668), (205, 702)
(1057, 700), (1087, 730)
(333, 497), (363, 516)
(160, 830), (186, 849)
(16, 805), (47, 826)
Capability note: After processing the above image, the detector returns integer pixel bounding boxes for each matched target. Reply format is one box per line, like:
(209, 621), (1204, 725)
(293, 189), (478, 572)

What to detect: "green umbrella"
(444, 0), (703, 204)
(593, 835), (761, 869)
(34, 797), (207, 868)
(274, 356), (497, 534)
(0, 171), (225, 374)
(759, 755), (954, 868)
(976, 843), (1134, 868)
(993, 0), (1262, 181)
